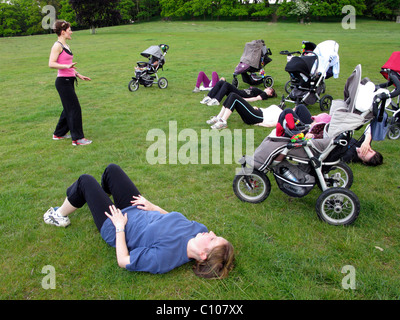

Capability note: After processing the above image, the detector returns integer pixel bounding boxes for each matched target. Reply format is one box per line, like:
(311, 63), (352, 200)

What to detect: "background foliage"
(1, 0), (400, 37)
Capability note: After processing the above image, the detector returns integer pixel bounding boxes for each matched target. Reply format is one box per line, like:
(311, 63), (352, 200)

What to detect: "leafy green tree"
(0, 1), (23, 36)
(69, 0), (121, 33)
(58, 0), (77, 26)
(365, 0), (400, 20)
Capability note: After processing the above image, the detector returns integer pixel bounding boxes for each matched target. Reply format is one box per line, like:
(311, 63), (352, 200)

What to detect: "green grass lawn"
(1, 19), (400, 300)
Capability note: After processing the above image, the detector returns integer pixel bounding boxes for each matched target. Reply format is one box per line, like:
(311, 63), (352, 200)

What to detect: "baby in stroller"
(233, 64), (391, 226)
(232, 39), (274, 89)
(280, 40), (339, 111)
(128, 44), (169, 92)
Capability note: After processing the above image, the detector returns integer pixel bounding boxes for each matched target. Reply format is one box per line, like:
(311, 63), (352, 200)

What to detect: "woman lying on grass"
(43, 164), (234, 279)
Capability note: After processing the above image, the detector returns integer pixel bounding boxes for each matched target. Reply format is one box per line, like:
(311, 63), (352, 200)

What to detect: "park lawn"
(0, 19), (400, 300)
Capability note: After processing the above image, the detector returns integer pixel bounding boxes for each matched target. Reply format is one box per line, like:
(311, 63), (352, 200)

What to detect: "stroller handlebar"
(280, 50), (301, 56)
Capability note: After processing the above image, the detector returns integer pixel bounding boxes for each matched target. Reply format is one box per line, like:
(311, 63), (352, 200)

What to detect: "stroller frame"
(233, 131), (358, 226)
(379, 52), (400, 139)
(280, 51), (333, 112)
(128, 44), (169, 92)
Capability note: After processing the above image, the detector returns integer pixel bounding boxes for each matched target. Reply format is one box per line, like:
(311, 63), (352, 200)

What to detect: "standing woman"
(49, 20), (92, 146)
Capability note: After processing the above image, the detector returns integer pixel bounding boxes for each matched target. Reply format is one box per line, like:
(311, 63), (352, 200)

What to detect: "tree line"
(1, 0), (399, 37)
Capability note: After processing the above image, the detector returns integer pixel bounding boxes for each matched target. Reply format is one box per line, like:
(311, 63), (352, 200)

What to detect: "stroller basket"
(273, 160), (315, 197)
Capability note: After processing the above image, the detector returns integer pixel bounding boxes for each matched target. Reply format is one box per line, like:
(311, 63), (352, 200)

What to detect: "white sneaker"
(72, 138), (92, 146)
(192, 87), (200, 93)
(207, 98), (220, 106)
(200, 96), (212, 104)
(206, 116), (219, 125)
(211, 119), (227, 130)
(44, 207), (71, 227)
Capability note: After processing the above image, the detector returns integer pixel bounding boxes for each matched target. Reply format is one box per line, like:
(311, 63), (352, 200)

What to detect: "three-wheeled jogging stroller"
(233, 65), (387, 226)
(378, 51), (400, 140)
(128, 44), (169, 92)
(280, 40), (339, 111)
(232, 39), (274, 89)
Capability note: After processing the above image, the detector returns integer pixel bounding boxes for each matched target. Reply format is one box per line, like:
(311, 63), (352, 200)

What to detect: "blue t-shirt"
(100, 206), (207, 274)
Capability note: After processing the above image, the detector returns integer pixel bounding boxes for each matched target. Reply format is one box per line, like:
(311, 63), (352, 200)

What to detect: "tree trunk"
(91, 25), (96, 34)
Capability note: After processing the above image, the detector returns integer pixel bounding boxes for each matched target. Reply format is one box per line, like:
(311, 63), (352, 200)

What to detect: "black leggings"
(223, 93), (264, 125)
(66, 164), (140, 231)
(54, 77), (84, 141)
(208, 80), (244, 102)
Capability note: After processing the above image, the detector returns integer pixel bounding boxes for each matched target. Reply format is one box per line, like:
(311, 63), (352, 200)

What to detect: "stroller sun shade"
(141, 45), (164, 60)
(381, 51), (400, 85)
(285, 55), (317, 75)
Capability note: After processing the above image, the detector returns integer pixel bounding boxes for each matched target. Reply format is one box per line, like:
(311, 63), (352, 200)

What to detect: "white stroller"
(233, 65), (385, 226)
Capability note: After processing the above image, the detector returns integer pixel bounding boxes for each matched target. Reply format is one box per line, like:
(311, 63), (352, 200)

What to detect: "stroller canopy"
(239, 40), (267, 69)
(141, 45), (164, 60)
(285, 55), (317, 76)
(314, 40), (340, 78)
(381, 51), (400, 83)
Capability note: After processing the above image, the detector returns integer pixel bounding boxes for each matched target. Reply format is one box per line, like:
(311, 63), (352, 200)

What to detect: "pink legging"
(196, 71), (219, 88)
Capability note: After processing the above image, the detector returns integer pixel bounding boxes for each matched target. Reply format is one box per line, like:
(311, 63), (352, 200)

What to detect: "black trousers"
(208, 80), (244, 102)
(222, 93), (264, 125)
(66, 164), (141, 231)
(54, 77), (85, 141)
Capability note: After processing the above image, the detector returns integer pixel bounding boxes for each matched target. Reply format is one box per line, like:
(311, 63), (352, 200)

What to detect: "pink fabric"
(196, 71), (219, 88)
(57, 50), (76, 77)
(311, 113), (331, 123)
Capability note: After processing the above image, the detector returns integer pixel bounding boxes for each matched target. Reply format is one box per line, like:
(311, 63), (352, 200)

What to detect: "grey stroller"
(128, 44), (169, 91)
(233, 65), (380, 226)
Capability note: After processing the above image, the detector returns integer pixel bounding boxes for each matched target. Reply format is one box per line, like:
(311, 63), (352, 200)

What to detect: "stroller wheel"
(233, 170), (271, 203)
(319, 94), (333, 111)
(387, 123), (400, 140)
(321, 161), (353, 189)
(263, 76), (274, 88)
(284, 80), (293, 94)
(232, 77), (239, 88)
(128, 79), (139, 92)
(158, 77), (168, 89)
(316, 187), (360, 226)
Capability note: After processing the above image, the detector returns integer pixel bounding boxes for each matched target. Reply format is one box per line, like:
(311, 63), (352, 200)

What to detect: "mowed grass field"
(0, 19), (400, 300)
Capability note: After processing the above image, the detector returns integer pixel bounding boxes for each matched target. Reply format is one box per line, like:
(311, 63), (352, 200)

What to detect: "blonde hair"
(193, 241), (235, 279)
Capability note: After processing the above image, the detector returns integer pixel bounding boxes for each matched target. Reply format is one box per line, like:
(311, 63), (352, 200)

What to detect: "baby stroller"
(280, 41), (316, 93)
(379, 51), (400, 140)
(232, 39), (274, 89)
(233, 65), (387, 226)
(128, 44), (169, 92)
(280, 40), (340, 111)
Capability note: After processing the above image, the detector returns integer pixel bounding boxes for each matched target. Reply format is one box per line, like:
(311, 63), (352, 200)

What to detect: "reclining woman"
(201, 79), (276, 106)
(342, 126), (383, 166)
(207, 92), (283, 130)
(43, 164), (235, 279)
